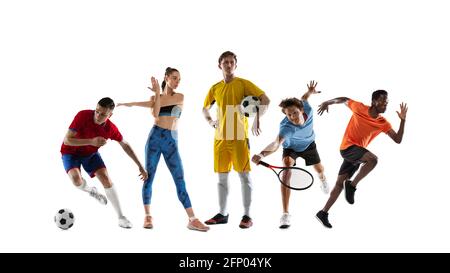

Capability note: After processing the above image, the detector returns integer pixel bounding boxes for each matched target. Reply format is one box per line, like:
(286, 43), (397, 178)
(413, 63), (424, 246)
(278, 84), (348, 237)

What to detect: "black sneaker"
(345, 180), (356, 204)
(239, 215), (253, 229)
(316, 210), (332, 228)
(205, 213), (229, 225)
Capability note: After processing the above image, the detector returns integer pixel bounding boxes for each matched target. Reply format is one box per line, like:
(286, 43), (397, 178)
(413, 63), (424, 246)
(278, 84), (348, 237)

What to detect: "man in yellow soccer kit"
(202, 51), (270, 228)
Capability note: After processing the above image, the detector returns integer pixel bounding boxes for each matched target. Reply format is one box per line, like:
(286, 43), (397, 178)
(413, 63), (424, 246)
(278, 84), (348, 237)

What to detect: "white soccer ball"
(54, 208), (75, 230)
(239, 96), (261, 117)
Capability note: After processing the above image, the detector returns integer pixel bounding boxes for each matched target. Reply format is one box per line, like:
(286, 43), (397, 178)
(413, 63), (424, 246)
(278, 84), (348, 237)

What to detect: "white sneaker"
(279, 213), (291, 229)
(89, 187), (108, 205)
(320, 180), (330, 194)
(119, 216), (133, 229)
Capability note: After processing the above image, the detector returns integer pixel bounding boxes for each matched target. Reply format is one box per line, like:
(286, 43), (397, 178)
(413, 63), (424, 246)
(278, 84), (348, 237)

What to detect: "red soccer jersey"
(60, 110), (123, 156)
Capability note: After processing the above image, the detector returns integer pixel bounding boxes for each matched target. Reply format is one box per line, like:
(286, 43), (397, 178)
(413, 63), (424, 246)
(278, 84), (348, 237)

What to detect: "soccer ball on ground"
(239, 96), (261, 117)
(54, 208), (75, 230)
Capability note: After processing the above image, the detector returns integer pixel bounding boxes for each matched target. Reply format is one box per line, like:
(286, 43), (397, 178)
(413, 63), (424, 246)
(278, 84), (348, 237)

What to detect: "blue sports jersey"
(279, 100), (315, 152)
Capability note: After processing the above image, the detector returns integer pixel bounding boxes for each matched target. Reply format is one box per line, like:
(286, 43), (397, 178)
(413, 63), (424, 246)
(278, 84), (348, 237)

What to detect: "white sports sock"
(218, 172), (229, 216)
(76, 178), (92, 193)
(319, 173), (327, 182)
(105, 185), (124, 218)
(238, 172), (252, 217)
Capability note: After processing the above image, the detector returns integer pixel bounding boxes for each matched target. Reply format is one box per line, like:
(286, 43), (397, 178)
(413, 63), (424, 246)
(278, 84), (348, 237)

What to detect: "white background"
(0, 0), (448, 253)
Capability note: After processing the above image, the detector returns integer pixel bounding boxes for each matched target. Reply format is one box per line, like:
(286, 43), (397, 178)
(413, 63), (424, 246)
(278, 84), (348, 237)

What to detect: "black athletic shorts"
(282, 141), (321, 166)
(338, 145), (370, 178)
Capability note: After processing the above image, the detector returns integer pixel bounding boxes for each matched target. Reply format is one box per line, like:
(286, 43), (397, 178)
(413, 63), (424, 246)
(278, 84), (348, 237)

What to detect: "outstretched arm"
(387, 102), (408, 144)
(117, 101), (153, 108)
(117, 95), (183, 109)
(317, 97), (349, 116)
(118, 140), (148, 181)
(301, 80), (321, 101)
(251, 136), (285, 164)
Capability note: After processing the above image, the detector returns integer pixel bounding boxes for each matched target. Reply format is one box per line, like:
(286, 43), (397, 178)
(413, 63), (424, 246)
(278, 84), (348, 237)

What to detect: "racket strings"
(279, 168), (313, 190)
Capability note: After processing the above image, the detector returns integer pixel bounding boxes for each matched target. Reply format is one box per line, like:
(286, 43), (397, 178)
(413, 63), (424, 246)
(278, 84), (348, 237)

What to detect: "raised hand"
(396, 102), (408, 120)
(147, 76), (160, 93)
(307, 80), (321, 94)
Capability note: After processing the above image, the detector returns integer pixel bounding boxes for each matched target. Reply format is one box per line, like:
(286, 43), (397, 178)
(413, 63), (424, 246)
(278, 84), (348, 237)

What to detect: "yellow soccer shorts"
(214, 139), (251, 173)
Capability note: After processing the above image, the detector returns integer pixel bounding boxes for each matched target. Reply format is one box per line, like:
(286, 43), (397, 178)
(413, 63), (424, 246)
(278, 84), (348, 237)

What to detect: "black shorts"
(338, 145), (370, 178)
(282, 141), (321, 166)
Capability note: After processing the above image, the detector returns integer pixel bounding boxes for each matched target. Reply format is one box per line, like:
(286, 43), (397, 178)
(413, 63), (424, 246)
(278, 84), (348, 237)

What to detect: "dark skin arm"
(317, 97), (349, 116)
(386, 103), (408, 143)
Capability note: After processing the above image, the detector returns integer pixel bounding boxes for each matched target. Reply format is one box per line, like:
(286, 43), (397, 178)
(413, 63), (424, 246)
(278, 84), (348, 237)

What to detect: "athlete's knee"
(70, 175), (83, 186)
(367, 154), (378, 166)
(95, 172), (113, 188)
(282, 156), (295, 166)
(335, 176), (347, 188)
(218, 172), (229, 185)
(238, 172), (252, 184)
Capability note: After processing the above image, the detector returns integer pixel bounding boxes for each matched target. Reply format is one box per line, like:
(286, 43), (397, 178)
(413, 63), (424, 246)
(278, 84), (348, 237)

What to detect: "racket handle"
(259, 161), (270, 167)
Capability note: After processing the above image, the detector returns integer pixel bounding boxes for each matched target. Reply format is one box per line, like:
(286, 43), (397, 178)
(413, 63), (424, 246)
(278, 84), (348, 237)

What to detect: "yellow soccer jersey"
(203, 77), (265, 140)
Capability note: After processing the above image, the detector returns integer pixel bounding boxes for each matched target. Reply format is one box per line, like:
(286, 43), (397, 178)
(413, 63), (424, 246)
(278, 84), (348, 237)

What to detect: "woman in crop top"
(117, 67), (209, 232)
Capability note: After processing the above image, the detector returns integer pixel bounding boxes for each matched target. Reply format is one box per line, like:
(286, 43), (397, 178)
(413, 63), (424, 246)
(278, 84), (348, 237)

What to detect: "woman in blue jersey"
(117, 67), (209, 231)
(252, 81), (329, 229)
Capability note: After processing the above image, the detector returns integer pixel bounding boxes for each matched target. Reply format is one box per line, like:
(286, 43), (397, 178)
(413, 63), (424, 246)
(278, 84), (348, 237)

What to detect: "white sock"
(105, 185), (124, 218)
(238, 172), (252, 217)
(218, 172), (229, 216)
(76, 178), (92, 193)
(319, 173), (327, 182)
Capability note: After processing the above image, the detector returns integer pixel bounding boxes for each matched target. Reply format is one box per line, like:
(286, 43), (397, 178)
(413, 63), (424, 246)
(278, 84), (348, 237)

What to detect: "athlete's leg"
(313, 163), (325, 181)
(351, 151), (378, 187)
(161, 133), (192, 209)
(313, 163), (329, 194)
(231, 139), (253, 217)
(281, 156), (295, 213)
(215, 140), (232, 216)
(62, 154), (85, 188)
(95, 168), (132, 228)
(322, 173), (349, 212)
(143, 128), (163, 210)
(238, 171), (252, 217)
(217, 172), (230, 215)
(64, 154), (107, 205)
(67, 168), (89, 190)
(95, 168), (119, 212)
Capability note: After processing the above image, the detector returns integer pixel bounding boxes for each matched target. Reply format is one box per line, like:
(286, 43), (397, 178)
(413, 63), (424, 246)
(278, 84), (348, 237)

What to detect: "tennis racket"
(258, 160), (314, 190)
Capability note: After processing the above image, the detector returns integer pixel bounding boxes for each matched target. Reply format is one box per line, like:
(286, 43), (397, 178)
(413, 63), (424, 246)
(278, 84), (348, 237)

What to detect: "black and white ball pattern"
(240, 96), (261, 117)
(54, 208), (75, 230)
